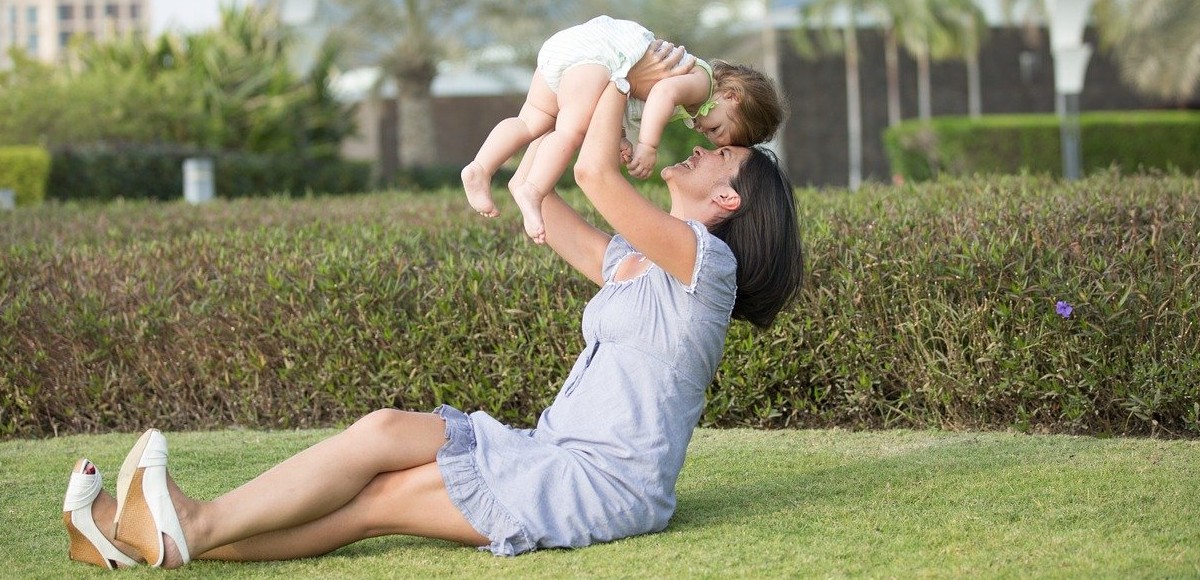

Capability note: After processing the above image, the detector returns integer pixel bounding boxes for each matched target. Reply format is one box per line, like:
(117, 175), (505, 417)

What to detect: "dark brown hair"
(708, 146), (803, 328)
(713, 60), (787, 147)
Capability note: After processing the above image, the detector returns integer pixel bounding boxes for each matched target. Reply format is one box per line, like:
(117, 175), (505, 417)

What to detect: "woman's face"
(661, 146), (750, 199)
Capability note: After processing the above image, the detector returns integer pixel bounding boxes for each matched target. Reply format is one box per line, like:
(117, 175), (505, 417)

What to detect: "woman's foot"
(511, 181), (547, 244)
(114, 429), (192, 569)
(462, 161), (499, 217)
(63, 458), (141, 569)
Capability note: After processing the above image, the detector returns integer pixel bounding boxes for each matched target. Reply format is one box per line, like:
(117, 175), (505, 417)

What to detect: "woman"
(60, 42), (804, 568)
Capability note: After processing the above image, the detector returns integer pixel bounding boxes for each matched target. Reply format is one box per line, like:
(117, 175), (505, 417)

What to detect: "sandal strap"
(62, 465), (102, 512)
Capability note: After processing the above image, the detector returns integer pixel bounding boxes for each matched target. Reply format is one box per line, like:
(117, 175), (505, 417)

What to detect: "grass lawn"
(2, 428), (1197, 578)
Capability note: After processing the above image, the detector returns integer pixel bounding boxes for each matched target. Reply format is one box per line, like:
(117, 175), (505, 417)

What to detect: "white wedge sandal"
(62, 458), (139, 569)
(114, 429), (191, 567)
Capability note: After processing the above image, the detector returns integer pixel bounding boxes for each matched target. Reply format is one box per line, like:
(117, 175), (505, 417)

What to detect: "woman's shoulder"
(685, 220), (733, 260)
(683, 220), (736, 293)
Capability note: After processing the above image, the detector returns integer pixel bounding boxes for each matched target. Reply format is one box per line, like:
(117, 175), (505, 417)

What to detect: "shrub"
(46, 145), (373, 202)
(0, 146), (51, 206)
(1, 175), (1196, 439)
(884, 111), (1200, 181)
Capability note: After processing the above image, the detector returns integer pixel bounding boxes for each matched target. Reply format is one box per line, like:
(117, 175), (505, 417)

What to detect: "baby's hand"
(627, 143), (658, 179)
(620, 137), (634, 165)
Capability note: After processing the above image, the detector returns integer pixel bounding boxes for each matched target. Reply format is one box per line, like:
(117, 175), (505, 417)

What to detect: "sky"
(150, 0), (248, 36)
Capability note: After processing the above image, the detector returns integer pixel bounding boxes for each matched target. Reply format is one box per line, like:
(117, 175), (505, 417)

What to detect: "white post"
(1046, 0), (1094, 180)
(183, 158), (215, 204)
(0, 188), (14, 211)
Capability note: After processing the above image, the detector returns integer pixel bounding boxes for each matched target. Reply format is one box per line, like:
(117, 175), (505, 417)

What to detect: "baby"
(462, 15), (784, 243)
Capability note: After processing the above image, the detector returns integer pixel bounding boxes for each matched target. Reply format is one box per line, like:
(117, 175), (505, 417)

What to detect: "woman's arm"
(573, 84), (698, 285)
(625, 40), (695, 98)
(542, 191), (610, 286)
(541, 41), (697, 285)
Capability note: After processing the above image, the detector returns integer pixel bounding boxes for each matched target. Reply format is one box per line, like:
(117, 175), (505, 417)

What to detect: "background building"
(0, 0), (149, 67)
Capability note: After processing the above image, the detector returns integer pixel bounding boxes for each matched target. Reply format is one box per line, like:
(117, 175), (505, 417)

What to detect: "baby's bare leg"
(512, 64), (610, 243)
(461, 163), (499, 217)
(463, 72), (557, 217)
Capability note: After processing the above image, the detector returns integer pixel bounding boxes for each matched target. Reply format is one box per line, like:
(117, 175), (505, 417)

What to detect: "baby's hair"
(712, 60), (787, 147)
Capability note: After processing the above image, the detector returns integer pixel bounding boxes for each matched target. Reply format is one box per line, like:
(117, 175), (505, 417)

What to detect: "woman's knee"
(343, 409), (447, 455)
(345, 408), (423, 440)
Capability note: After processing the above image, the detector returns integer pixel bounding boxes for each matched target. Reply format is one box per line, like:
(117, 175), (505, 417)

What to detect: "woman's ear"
(714, 184), (741, 212)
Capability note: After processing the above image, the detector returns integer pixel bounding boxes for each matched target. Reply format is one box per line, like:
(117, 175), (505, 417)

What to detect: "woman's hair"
(709, 146), (804, 329)
(713, 60), (787, 147)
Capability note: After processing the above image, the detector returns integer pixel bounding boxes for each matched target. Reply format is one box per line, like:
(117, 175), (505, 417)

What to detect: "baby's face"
(693, 99), (739, 147)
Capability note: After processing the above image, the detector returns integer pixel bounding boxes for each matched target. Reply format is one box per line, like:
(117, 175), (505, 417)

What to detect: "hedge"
(884, 110), (1200, 181)
(0, 146), (51, 206)
(46, 145), (373, 202)
(1, 174), (1197, 439)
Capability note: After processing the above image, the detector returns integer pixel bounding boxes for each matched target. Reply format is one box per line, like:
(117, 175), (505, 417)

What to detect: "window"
(59, 4), (75, 20)
(59, 31), (71, 47)
(85, 4), (95, 20)
(105, 4), (117, 18)
(27, 6), (37, 24)
(130, 3), (140, 20)
(26, 33), (38, 55)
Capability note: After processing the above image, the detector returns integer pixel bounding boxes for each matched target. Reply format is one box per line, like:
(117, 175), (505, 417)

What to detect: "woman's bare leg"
(197, 463), (487, 562)
(463, 70), (558, 218)
(511, 64), (610, 244)
(144, 409), (457, 567)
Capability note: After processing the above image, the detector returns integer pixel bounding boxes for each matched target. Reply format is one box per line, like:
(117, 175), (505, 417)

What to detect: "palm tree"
(927, 0), (989, 119)
(333, 0), (461, 173)
(1094, 0), (1200, 106)
(332, 0), (558, 179)
(794, 0), (871, 190)
(888, 0), (936, 121)
(887, 0), (983, 123)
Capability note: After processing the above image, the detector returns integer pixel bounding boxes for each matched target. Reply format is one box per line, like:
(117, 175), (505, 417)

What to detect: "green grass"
(3, 428), (1197, 578)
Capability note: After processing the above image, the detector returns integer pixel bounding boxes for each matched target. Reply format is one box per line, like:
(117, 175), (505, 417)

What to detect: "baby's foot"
(461, 162), (499, 217)
(512, 182), (547, 244)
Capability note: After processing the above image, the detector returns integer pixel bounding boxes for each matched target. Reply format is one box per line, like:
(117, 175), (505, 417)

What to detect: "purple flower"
(1056, 301), (1073, 319)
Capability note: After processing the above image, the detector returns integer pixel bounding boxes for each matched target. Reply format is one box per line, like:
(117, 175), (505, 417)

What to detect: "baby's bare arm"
(635, 68), (711, 151)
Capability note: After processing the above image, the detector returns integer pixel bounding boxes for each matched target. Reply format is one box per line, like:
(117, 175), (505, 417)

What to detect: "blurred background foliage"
(0, 5), (353, 157)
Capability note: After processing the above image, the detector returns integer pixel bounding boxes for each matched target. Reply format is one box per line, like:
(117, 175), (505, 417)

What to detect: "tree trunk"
(378, 96), (399, 185)
(396, 78), (438, 169)
(885, 27), (901, 127)
(845, 24), (862, 191)
(917, 47), (932, 122)
(966, 52), (982, 119)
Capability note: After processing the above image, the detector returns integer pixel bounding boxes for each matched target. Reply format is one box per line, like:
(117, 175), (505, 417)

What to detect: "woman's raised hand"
(625, 40), (696, 98)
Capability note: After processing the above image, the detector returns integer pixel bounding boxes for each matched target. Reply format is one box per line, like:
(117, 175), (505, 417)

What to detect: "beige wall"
(343, 94), (526, 170)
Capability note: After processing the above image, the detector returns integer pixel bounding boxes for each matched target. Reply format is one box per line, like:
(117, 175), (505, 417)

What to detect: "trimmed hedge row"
(47, 145), (373, 203)
(1, 174), (1197, 439)
(0, 146), (51, 206)
(884, 110), (1200, 181)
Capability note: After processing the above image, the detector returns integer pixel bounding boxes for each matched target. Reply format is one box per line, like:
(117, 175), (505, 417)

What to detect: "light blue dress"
(435, 221), (737, 556)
